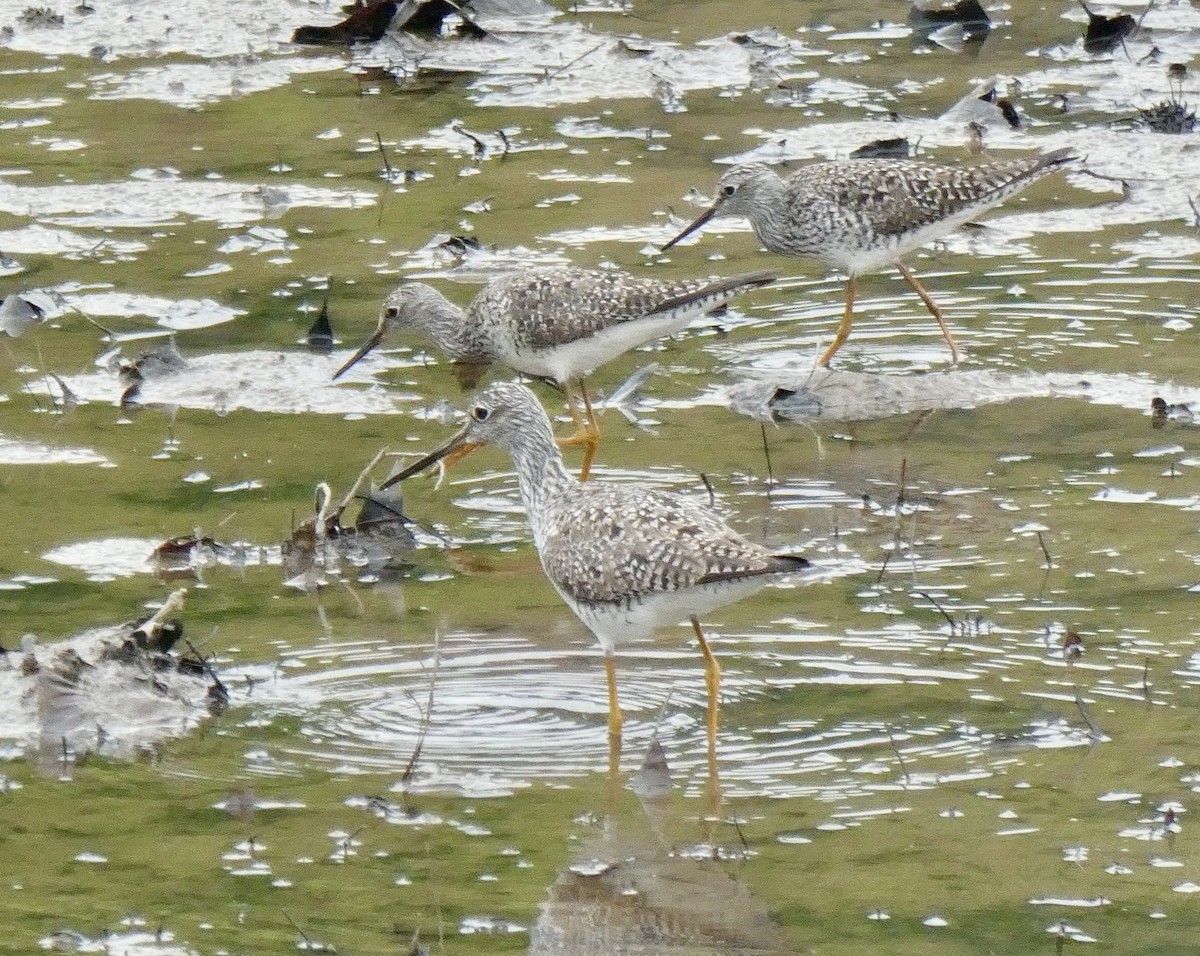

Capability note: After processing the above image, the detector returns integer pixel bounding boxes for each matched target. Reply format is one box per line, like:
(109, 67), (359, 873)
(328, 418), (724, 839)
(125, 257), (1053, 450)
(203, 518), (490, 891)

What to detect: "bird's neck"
(744, 177), (791, 255)
(419, 295), (491, 364)
(502, 419), (576, 540)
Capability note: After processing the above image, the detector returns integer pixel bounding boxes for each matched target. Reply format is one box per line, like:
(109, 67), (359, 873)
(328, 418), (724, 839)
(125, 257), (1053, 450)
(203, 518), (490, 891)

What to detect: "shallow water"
(3, 0), (1200, 952)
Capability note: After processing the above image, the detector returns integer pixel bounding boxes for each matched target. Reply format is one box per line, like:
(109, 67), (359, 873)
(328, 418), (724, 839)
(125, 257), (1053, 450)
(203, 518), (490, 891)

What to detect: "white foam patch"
(4, 0), (322, 59)
(0, 224), (146, 257)
(25, 349), (414, 416)
(41, 537), (160, 578)
(89, 56), (347, 109)
(0, 179), (376, 230)
(60, 290), (245, 331)
(0, 436), (112, 467)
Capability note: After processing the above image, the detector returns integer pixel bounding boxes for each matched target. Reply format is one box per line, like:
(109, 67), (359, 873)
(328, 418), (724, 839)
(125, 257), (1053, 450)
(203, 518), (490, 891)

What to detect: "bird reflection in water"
(529, 736), (792, 956)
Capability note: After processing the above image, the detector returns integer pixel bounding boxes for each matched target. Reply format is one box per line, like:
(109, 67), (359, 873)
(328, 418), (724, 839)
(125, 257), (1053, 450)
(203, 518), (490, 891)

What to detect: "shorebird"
(662, 148), (1076, 366)
(333, 266), (777, 479)
(382, 381), (810, 749)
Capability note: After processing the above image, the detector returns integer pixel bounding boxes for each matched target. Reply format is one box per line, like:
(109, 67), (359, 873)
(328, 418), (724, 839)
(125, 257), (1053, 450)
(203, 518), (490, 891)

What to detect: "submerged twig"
(759, 422), (775, 487)
(183, 638), (229, 703)
(730, 816), (750, 852)
(453, 123), (488, 160)
(543, 40), (605, 81)
(1075, 167), (1130, 202)
(1036, 530), (1054, 567)
(886, 724), (910, 785)
(332, 447), (391, 524)
(65, 301), (119, 340)
(376, 131), (395, 181)
(875, 548), (892, 585)
(916, 589), (956, 633)
(401, 629), (442, 784)
(281, 911), (317, 949)
(1075, 689), (1104, 741)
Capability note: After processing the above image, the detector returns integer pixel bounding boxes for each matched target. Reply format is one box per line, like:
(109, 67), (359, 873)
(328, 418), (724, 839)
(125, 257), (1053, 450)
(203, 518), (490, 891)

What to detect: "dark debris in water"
(909, 0), (989, 29)
(291, 0), (488, 46)
(151, 532), (230, 581)
(908, 0), (990, 47)
(438, 234), (484, 257)
(1079, 0), (1148, 56)
(977, 85), (1021, 129)
(117, 340), (188, 409)
(306, 298), (335, 355)
(16, 5), (65, 28)
(850, 137), (913, 160)
(0, 292), (47, 337)
(1, 589), (229, 771)
(283, 452), (420, 590)
(354, 484), (413, 536)
(1151, 396), (1194, 428)
(1137, 98), (1197, 134)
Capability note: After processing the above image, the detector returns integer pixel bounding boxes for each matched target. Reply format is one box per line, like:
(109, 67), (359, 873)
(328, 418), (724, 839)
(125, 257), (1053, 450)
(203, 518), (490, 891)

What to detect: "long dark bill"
(661, 205), (718, 252)
(379, 424), (482, 491)
(333, 317), (387, 380)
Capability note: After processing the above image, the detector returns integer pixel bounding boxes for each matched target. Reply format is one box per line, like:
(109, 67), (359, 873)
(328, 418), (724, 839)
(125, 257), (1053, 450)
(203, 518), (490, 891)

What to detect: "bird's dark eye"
(472, 405), (490, 422)
(385, 306), (400, 320)
(720, 184), (736, 197)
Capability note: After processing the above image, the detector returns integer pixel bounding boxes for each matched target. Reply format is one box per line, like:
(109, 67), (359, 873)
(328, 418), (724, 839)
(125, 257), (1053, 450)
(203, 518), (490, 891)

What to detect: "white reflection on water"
(0, 435), (111, 467)
(37, 928), (197, 956)
(90, 57), (348, 108)
(25, 349), (415, 416)
(0, 179), (375, 231)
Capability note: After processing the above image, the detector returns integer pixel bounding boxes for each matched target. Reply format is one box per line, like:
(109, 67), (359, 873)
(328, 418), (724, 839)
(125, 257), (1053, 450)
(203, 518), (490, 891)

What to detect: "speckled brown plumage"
(385, 381), (810, 740)
(419, 382), (807, 617)
(336, 266), (777, 384)
(663, 148), (1076, 365)
(538, 481), (805, 607)
(668, 150), (1075, 272)
(336, 266), (777, 480)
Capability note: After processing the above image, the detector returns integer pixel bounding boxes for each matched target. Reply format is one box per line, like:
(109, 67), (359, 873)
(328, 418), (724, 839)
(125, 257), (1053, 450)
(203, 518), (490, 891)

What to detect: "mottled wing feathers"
(471, 268), (769, 350)
(648, 269), (777, 317)
(539, 484), (796, 604)
(789, 151), (1073, 240)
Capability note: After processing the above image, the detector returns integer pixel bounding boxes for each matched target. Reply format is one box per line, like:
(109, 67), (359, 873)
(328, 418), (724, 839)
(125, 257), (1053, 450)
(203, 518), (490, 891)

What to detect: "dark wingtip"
(775, 554), (812, 573)
(1042, 146), (1080, 168)
(713, 268), (780, 297)
(744, 269), (780, 288)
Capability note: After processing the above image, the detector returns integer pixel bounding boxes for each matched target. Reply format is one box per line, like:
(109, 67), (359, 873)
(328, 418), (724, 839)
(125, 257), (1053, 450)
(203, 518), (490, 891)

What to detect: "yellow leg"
(604, 651), (623, 741)
(607, 731), (622, 809)
(555, 380), (601, 482)
(691, 616), (721, 754)
(818, 275), (857, 368)
(896, 261), (960, 363)
(577, 384), (599, 482)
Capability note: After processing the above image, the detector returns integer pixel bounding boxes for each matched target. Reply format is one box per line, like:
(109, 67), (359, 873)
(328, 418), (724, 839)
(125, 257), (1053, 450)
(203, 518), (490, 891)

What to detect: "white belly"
(498, 310), (704, 383)
(559, 575), (783, 653)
